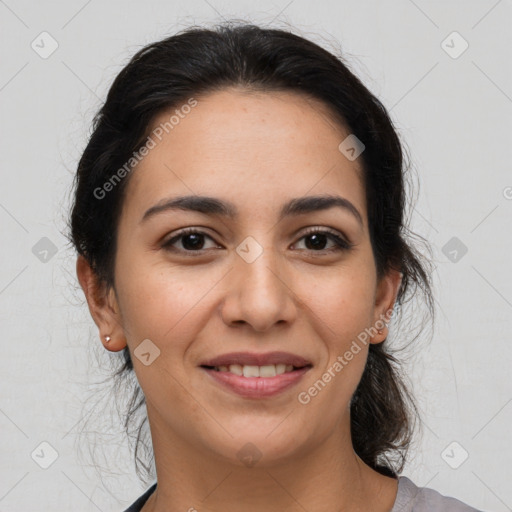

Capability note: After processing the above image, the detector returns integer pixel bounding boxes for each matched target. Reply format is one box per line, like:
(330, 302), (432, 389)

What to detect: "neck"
(141, 404), (398, 512)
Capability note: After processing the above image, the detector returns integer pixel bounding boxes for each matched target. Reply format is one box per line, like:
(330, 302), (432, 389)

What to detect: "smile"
(200, 364), (311, 398)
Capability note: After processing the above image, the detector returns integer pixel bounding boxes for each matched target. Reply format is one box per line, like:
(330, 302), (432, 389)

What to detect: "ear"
(369, 268), (402, 344)
(76, 254), (126, 352)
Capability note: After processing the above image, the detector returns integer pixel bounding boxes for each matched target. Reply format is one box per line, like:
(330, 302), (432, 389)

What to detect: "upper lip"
(200, 351), (312, 368)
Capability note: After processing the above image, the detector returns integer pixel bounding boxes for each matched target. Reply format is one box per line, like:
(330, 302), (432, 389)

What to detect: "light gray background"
(1, 1), (511, 511)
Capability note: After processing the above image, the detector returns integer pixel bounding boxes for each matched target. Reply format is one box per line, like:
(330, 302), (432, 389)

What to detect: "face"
(80, 88), (400, 467)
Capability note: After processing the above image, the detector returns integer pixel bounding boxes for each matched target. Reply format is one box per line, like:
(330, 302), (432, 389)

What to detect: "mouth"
(199, 351), (312, 369)
(199, 351), (313, 398)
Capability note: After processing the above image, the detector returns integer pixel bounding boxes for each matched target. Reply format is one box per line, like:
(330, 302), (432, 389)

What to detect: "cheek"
(293, 265), (375, 408)
(114, 252), (223, 353)
(114, 260), (214, 417)
(298, 262), (376, 345)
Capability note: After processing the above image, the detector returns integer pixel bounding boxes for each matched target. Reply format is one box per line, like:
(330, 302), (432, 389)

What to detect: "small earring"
(378, 323), (389, 335)
(105, 335), (111, 343)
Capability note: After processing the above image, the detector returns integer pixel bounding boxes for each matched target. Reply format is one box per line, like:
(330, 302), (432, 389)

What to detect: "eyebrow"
(141, 194), (363, 226)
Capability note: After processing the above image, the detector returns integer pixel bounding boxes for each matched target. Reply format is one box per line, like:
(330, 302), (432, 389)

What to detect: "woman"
(69, 22), (481, 511)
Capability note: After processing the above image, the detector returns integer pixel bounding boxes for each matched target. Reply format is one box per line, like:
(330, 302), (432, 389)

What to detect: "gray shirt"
(124, 476), (483, 511)
(391, 476), (483, 511)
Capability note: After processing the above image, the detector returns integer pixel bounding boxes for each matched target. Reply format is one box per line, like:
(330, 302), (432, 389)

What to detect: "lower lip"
(201, 366), (311, 398)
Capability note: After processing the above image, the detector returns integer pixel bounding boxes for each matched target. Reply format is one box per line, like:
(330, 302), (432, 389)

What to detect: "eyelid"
(299, 226), (352, 243)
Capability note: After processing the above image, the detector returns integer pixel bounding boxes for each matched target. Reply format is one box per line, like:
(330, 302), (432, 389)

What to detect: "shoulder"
(391, 476), (483, 512)
(122, 482), (157, 512)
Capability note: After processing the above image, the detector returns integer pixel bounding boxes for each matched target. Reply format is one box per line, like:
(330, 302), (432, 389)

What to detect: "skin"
(77, 88), (403, 512)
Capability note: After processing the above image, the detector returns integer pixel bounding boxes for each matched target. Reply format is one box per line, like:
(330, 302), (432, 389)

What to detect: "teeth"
(243, 365), (260, 377)
(214, 363), (297, 377)
(228, 364), (242, 376)
(259, 365), (276, 377)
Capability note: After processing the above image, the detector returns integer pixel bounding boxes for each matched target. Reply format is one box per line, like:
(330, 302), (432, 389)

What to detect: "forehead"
(121, 88), (366, 224)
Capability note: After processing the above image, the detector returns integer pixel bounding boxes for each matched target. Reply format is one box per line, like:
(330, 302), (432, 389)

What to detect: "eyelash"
(161, 227), (354, 256)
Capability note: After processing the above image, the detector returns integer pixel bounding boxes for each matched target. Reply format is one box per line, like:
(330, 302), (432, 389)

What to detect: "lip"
(199, 351), (312, 368)
(201, 365), (311, 398)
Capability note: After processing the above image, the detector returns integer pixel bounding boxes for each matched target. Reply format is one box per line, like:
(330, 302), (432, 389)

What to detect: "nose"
(220, 240), (297, 332)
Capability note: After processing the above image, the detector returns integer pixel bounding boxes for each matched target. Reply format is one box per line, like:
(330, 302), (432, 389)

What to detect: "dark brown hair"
(68, 21), (434, 483)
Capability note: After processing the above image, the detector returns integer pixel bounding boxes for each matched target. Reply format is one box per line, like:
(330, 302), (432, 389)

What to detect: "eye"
(293, 227), (353, 253)
(161, 227), (353, 255)
(161, 228), (219, 254)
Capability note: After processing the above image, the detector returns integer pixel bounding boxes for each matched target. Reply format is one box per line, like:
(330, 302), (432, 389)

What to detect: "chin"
(202, 425), (312, 469)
